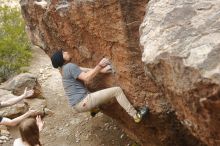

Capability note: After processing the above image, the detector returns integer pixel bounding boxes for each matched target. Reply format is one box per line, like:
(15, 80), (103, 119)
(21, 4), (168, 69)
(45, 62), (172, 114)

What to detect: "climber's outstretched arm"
(0, 110), (37, 126)
(80, 65), (112, 74)
(0, 88), (34, 107)
(77, 58), (110, 83)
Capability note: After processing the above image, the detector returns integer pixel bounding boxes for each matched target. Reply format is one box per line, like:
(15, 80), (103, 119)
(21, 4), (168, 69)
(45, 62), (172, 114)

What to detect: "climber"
(51, 49), (149, 123)
(0, 87), (38, 126)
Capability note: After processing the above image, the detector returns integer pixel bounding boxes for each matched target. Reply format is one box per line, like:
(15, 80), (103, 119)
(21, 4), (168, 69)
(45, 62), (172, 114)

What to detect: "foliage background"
(0, 5), (31, 82)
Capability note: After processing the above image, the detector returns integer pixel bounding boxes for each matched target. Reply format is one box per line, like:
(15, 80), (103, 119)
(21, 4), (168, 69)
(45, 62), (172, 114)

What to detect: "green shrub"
(0, 5), (31, 82)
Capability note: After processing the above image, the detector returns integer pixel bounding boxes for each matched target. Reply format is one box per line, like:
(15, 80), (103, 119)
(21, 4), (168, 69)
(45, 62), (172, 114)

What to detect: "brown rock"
(20, 0), (206, 146)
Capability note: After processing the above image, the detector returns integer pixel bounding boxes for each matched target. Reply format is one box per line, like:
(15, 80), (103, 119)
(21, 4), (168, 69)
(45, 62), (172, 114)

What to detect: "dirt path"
(5, 46), (135, 146)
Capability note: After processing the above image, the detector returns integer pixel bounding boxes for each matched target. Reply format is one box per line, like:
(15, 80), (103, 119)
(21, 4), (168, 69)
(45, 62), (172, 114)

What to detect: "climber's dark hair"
(51, 50), (64, 68)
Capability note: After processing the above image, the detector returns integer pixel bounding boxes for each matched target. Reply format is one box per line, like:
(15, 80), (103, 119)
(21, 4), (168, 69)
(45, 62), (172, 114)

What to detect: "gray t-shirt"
(62, 63), (88, 106)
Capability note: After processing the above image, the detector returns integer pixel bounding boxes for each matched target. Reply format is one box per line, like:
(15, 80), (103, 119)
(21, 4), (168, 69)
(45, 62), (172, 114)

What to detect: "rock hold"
(34, 0), (48, 9)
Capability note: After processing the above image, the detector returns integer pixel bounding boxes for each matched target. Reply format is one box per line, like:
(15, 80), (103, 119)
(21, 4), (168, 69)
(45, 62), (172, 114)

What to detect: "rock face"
(19, 0), (214, 145)
(140, 0), (220, 146)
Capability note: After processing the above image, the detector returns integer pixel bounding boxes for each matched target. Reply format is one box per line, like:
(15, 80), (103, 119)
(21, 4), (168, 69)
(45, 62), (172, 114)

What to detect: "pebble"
(59, 127), (63, 131)
(76, 139), (80, 143)
(0, 136), (9, 141)
(1, 130), (10, 136)
(44, 108), (54, 115)
(104, 127), (108, 131)
(39, 69), (44, 74)
(120, 134), (124, 139)
(84, 134), (89, 141)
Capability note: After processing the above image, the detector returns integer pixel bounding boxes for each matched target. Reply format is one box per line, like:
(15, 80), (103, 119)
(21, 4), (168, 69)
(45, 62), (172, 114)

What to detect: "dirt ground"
(3, 46), (136, 146)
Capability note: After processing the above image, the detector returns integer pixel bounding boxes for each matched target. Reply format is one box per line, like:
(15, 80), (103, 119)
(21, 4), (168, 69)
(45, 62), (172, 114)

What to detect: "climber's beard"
(68, 58), (72, 62)
(63, 51), (72, 62)
(65, 57), (72, 63)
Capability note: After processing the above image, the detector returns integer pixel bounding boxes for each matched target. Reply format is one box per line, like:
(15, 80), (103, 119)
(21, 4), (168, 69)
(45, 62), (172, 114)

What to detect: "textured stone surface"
(0, 89), (27, 118)
(20, 0), (207, 145)
(140, 0), (220, 145)
(0, 73), (46, 118)
(0, 125), (10, 145)
(0, 73), (41, 97)
(24, 98), (46, 113)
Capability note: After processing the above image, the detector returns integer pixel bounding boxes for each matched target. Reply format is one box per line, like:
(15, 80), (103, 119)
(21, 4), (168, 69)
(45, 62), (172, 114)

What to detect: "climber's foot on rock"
(133, 106), (149, 123)
(90, 107), (100, 117)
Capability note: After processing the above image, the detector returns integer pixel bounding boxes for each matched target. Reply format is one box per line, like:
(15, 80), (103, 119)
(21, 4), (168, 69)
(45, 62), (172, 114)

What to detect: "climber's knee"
(114, 86), (123, 93)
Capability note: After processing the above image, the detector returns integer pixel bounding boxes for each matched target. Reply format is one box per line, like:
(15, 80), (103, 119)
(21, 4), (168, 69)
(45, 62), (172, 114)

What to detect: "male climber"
(51, 50), (149, 123)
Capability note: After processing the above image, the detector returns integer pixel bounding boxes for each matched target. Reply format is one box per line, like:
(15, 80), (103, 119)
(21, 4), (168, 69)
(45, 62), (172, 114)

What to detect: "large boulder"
(20, 0), (207, 145)
(140, 0), (220, 145)
(0, 73), (46, 118)
(0, 73), (41, 97)
(0, 89), (26, 118)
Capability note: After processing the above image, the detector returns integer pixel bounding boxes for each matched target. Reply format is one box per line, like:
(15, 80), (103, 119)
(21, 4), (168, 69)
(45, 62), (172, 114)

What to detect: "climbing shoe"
(90, 107), (100, 117)
(134, 106), (149, 123)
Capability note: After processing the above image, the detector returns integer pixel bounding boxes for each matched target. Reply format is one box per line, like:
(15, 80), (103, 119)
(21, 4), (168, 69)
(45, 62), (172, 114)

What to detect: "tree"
(0, 5), (31, 82)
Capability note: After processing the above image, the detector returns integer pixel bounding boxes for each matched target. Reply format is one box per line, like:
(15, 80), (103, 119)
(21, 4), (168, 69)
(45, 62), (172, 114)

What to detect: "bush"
(0, 5), (31, 82)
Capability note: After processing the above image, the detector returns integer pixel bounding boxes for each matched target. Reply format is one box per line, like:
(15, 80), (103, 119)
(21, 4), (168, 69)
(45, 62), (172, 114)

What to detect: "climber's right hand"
(100, 65), (112, 73)
(98, 58), (110, 68)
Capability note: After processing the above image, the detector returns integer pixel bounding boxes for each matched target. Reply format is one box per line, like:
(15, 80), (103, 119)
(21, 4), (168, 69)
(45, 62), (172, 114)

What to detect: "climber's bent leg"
(74, 87), (137, 117)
